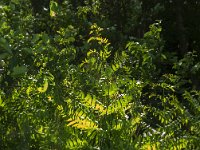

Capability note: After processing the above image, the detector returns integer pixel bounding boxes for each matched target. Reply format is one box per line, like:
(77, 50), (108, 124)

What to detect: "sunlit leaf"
(50, 1), (58, 17)
(38, 79), (48, 93)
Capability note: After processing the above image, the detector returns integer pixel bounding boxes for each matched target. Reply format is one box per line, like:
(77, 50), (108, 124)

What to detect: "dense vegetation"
(1, 0), (200, 149)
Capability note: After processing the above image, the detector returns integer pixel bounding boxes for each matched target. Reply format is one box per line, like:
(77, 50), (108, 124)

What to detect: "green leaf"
(0, 53), (10, 60)
(11, 65), (28, 76)
(0, 96), (5, 107)
(32, 34), (40, 43)
(26, 86), (32, 96)
(161, 54), (167, 60)
(50, 1), (58, 17)
(11, 0), (19, 4)
(38, 79), (48, 93)
(0, 38), (12, 54)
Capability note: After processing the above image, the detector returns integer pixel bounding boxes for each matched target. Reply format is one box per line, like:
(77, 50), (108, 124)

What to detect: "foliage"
(0, 0), (200, 150)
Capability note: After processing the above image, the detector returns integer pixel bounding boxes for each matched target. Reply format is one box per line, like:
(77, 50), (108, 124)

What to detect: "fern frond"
(80, 94), (106, 115)
(69, 107), (88, 119)
(65, 138), (86, 149)
(67, 117), (98, 130)
(106, 95), (132, 115)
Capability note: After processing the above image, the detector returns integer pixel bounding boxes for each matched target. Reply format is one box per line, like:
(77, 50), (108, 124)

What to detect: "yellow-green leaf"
(38, 79), (48, 93)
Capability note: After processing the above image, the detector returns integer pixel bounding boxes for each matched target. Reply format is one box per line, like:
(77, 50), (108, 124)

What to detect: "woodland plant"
(0, 1), (200, 150)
